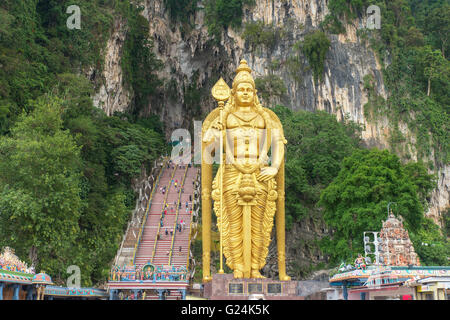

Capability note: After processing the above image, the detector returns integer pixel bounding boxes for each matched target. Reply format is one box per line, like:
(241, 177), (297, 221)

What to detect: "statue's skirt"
(212, 164), (277, 273)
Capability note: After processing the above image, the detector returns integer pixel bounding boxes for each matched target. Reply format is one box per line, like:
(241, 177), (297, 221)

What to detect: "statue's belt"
(224, 162), (265, 174)
(220, 165), (272, 195)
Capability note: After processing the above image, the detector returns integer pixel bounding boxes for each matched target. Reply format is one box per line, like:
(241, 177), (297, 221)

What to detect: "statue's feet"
(250, 270), (266, 279)
(279, 273), (291, 281)
(233, 269), (244, 279)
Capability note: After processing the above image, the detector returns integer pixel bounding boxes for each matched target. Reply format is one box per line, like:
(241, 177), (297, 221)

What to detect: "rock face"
(136, 0), (392, 148)
(427, 166), (449, 226)
(93, 0), (448, 276)
(92, 18), (131, 116)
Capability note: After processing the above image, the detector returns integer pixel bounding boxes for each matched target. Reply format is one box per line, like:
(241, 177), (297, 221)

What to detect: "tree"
(424, 4), (450, 58)
(57, 75), (165, 285)
(164, 0), (198, 24)
(205, 0), (256, 42)
(272, 105), (362, 228)
(301, 30), (331, 83)
(0, 1), (168, 286)
(421, 46), (448, 96)
(409, 218), (450, 266)
(318, 148), (437, 264)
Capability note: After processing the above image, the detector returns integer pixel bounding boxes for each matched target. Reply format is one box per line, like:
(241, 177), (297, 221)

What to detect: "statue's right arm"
(202, 117), (221, 144)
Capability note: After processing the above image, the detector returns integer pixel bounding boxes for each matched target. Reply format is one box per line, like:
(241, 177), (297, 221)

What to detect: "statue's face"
(235, 82), (254, 106)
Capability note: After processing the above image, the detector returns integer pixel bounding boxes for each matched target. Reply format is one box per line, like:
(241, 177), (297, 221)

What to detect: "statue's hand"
(203, 127), (221, 143)
(212, 120), (224, 131)
(256, 166), (278, 181)
(203, 120), (224, 143)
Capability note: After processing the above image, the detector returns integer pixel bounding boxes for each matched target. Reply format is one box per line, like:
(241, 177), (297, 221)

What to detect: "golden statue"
(201, 59), (290, 281)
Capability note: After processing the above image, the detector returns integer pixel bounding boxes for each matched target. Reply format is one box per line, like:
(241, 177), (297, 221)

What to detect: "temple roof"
(32, 272), (53, 285)
(0, 247), (54, 286)
(329, 266), (450, 286)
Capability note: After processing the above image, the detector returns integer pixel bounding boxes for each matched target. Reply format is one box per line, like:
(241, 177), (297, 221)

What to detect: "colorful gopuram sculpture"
(0, 247), (34, 274)
(0, 247), (54, 300)
(379, 213), (420, 266)
(201, 60), (290, 281)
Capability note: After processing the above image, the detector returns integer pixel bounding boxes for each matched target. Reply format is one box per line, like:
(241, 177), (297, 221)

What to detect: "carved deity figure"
(201, 60), (290, 281)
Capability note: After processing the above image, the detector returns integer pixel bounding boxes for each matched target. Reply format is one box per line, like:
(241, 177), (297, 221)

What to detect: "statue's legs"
(250, 188), (268, 278)
(223, 187), (245, 276)
(215, 166), (277, 279)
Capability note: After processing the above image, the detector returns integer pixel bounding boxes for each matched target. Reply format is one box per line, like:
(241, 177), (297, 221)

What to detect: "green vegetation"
(382, 45), (449, 164)
(0, 1), (166, 286)
(285, 42), (308, 85)
(271, 106), (363, 276)
(254, 75), (287, 105)
(410, 218), (450, 266)
(272, 105), (363, 229)
(274, 105), (447, 268)
(0, 0), (113, 133)
(0, 96), (83, 280)
(285, 30), (330, 84)
(301, 31), (331, 83)
(445, 209), (450, 238)
(321, 0), (367, 34)
(362, 74), (387, 121)
(0, 75), (166, 286)
(242, 21), (287, 52)
(184, 70), (204, 117)
(120, 2), (163, 116)
(164, 0), (198, 25)
(319, 148), (448, 266)
(0, 0), (163, 129)
(323, 0), (449, 166)
(205, 0), (256, 42)
(291, 0), (449, 268)
(0, 0), (447, 285)
(417, 2), (450, 59)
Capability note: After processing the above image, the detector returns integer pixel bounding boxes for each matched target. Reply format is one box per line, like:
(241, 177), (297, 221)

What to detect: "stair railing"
(186, 167), (201, 269)
(114, 158), (163, 266)
(168, 165), (189, 265)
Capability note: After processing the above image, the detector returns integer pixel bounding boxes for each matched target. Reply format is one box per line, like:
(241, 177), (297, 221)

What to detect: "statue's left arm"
(257, 116), (287, 181)
(269, 125), (286, 170)
(261, 109), (291, 281)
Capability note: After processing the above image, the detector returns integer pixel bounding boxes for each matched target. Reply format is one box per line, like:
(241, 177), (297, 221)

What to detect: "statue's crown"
(232, 59), (255, 89)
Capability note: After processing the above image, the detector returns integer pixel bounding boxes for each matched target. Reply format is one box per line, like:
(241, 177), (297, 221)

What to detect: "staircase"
(134, 163), (177, 266)
(109, 160), (200, 300)
(151, 165), (184, 266)
(113, 159), (165, 267)
(133, 163), (198, 269)
(170, 166), (197, 267)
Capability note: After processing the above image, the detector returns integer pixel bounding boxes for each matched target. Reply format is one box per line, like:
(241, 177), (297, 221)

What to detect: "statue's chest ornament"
(232, 111), (258, 123)
(227, 112), (264, 131)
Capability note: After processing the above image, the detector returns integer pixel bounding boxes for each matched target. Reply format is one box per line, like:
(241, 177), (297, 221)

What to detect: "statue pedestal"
(203, 273), (303, 300)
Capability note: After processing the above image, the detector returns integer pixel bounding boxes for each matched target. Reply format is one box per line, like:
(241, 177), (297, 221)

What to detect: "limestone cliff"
(92, 17), (132, 116)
